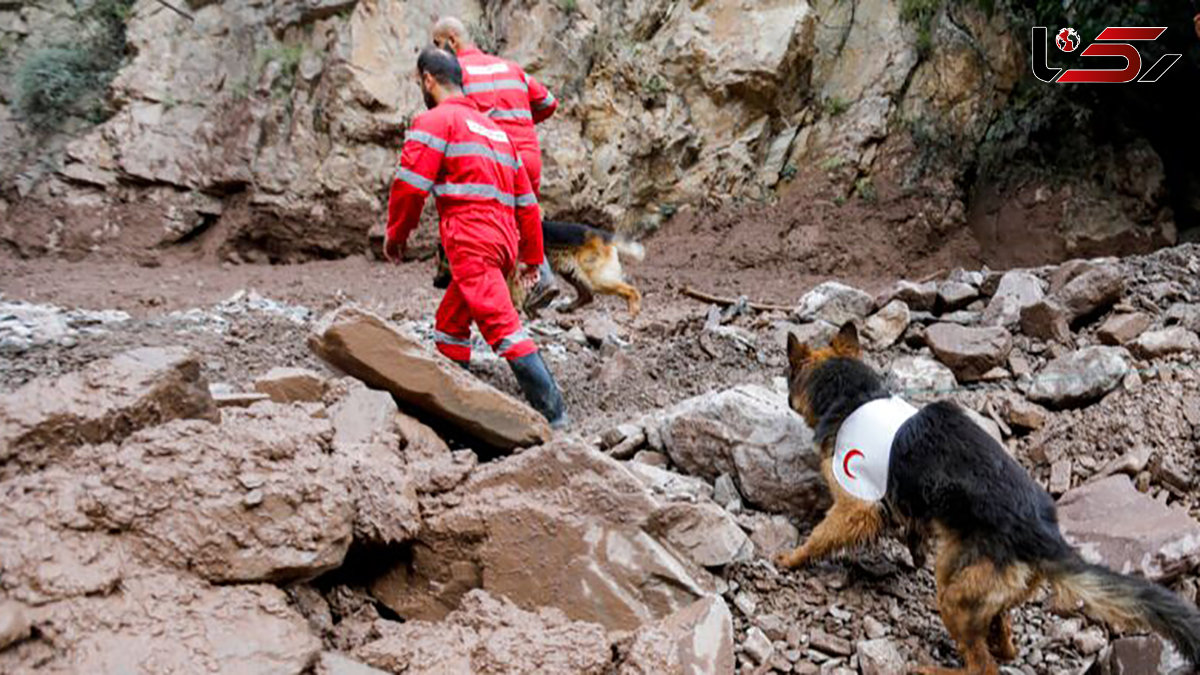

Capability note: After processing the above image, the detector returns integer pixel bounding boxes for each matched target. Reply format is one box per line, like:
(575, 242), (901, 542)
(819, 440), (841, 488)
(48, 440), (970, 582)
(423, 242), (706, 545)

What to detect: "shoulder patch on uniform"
(465, 62), (510, 76)
(465, 118), (510, 144)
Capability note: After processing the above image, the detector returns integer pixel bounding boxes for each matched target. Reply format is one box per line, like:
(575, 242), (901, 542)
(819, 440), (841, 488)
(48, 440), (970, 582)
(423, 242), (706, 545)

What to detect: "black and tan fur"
(776, 323), (1200, 675)
(434, 220), (644, 318)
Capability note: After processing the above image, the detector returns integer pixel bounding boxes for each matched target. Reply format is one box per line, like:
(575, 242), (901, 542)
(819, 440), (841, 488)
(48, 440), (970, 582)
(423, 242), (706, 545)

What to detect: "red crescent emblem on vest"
(843, 449), (864, 479)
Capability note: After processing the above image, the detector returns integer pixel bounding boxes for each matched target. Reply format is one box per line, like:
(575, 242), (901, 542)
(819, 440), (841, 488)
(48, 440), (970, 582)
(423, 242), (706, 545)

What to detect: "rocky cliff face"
(0, 0), (1186, 262)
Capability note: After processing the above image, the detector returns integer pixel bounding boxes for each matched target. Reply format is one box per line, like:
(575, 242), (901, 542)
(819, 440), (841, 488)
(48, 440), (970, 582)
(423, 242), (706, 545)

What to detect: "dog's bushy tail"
(613, 238), (645, 263)
(1044, 554), (1200, 665)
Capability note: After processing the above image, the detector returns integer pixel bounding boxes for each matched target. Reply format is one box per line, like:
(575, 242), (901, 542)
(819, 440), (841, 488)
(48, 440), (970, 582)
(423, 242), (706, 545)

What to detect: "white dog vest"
(832, 396), (919, 502)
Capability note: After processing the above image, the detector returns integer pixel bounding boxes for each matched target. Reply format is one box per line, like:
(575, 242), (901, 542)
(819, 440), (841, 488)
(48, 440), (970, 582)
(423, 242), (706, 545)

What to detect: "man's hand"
(517, 263), (541, 290)
(1194, 13), (1200, 40)
(383, 237), (406, 264)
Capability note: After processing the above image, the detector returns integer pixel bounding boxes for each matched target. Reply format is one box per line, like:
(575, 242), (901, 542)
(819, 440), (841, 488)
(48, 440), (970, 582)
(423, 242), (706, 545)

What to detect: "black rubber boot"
(432, 244), (452, 290)
(508, 351), (568, 429)
(522, 260), (560, 316)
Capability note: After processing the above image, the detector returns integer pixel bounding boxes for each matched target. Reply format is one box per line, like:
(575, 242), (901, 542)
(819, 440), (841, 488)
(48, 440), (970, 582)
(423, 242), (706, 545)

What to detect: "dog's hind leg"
(560, 270), (594, 313)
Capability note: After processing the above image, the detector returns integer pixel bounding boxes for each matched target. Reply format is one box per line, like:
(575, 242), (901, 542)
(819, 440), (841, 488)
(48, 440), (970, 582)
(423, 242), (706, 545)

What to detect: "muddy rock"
(619, 596), (735, 675)
(938, 281), (979, 312)
(1101, 636), (1188, 675)
(992, 393), (1048, 432)
(1020, 299), (1072, 344)
(1026, 346), (1130, 409)
(1057, 475), (1200, 582)
(371, 441), (713, 632)
(254, 366), (329, 403)
(1165, 303), (1200, 332)
(1098, 312), (1152, 346)
(795, 282), (874, 326)
(886, 354), (957, 394)
(1054, 263), (1124, 325)
(743, 626), (774, 665)
(327, 383), (422, 546)
(1130, 327), (1200, 359)
(321, 651), (390, 675)
(357, 589), (611, 675)
(309, 306), (550, 451)
(863, 300), (910, 350)
(0, 346), (218, 477)
(982, 271), (1046, 327)
(648, 501), (754, 568)
(0, 601), (30, 651)
(654, 385), (825, 518)
(80, 404), (354, 583)
(0, 573), (319, 674)
(858, 639), (905, 675)
(879, 280), (938, 312)
(626, 461), (715, 504)
(925, 324), (1013, 382)
(747, 514), (801, 559)
(396, 411), (477, 495)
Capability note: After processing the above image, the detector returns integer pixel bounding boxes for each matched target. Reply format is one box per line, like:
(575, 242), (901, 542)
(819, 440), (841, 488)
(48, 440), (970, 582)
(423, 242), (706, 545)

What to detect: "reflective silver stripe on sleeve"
(532, 92), (556, 111)
(515, 193), (538, 207)
(463, 79), (529, 94)
(495, 328), (532, 354)
(394, 167), (434, 192)
(434, 331), (473, 347)
(431, 183), (517, 207)
(488, 108), (534, 120)
(405, 129), (448, 152)
(444, 142), (520, 169)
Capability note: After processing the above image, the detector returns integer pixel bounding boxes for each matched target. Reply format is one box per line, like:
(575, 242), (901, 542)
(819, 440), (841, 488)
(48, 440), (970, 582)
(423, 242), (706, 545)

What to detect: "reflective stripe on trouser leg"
(434, 281), (474, 363)
(494, 328), (537, 360)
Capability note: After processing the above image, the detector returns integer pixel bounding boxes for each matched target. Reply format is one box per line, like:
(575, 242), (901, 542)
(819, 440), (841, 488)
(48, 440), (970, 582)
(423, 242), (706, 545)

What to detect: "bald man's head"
(432, 16), (471, 53)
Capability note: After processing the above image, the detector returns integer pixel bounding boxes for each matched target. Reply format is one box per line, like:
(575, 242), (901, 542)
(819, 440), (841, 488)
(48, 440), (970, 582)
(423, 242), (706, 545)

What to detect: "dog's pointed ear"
(831, 322), (861, 357)
(787, 332), (811, 369)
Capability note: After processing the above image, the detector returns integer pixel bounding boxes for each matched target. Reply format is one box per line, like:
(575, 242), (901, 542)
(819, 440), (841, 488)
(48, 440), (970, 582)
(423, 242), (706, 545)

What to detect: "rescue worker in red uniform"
(384, 46), (568, 429)
(432, 17), (560, 314)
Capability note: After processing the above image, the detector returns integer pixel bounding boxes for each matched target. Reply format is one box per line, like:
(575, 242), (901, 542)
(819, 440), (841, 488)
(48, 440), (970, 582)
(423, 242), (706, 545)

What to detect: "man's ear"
(787, 332), (811, 369)
(831, 322), (861, 357)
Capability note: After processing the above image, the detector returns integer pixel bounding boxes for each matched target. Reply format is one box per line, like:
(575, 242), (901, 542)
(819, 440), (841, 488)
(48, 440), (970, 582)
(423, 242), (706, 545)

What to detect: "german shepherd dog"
(434, 220), (645, 318)
(776, 323), (1200, 674)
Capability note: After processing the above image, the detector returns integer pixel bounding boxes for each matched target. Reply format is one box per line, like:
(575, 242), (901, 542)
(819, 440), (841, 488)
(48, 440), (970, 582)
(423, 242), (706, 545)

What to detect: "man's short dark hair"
(417, 45), (463, 89)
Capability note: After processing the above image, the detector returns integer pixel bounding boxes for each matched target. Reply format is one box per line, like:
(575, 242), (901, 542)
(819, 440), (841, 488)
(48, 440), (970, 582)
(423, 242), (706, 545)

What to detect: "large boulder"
(1026, 346), (1130, 409)
(0, 347), (218, 477)
(309, 306), (550, 451)
(653, 385), (825, 518)
(79, 404), (355, 584)
(1054, 263), (1124, 325)
(1057, 475), (1200, 582)
(795, 282), (874, 326)
(982, 271), (1045, 327)
(0, 573), (319, 674)
(925, 323), (1012, 382)
(370, 441), (714, 632)
(619, 596), (735, 675)
(356, 590), (612, 675)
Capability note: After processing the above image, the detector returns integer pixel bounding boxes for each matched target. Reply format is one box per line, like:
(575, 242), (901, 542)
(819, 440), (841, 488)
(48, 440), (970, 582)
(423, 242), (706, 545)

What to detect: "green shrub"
(14, 0), (134, 131)
(256, 43), (304, 99)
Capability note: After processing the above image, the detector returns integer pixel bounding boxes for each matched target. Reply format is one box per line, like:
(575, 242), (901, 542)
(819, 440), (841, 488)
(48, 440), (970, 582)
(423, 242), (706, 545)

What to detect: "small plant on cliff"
(558, 0), (579, 15)
(901, 0), (940, 58)
(823, 96), (849, 117)
(14, 0), (135, 131)
(257, 43), (305, 100)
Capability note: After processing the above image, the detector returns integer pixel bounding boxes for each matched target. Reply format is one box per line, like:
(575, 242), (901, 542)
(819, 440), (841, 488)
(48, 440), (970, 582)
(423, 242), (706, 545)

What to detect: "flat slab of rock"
(653, 385), (825, 518)
(648, 501), (754, 568)
(925, 324), (1012, 382)
(886, 355), (957, 395)
(982, 270), (1045, 327)
(1130, 327), (1200, 359)
(1098, 312), (1151, 346)
(1057, 475), (1200, 582)
(1026, 346), (1129, 409)
(370, 441), (713, 632)
(309, 306), (549, 451)
(254, 366), (329, 403)
(620, 596), (735, 674)
(0, 347), (218, 477)
(356, 590), (612, 675)
(877, 280), (938, 312)
(1101, 636), (1188, 675)
(795, 281), (874, 326)
(862, 300), (909, 350)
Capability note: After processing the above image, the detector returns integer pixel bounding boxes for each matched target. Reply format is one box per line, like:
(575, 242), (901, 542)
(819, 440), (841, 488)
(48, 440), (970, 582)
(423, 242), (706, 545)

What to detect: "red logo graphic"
(843, 449), (864, 479)
(1056, 27), (1081, 52)
(1031, 26), (1182, 84)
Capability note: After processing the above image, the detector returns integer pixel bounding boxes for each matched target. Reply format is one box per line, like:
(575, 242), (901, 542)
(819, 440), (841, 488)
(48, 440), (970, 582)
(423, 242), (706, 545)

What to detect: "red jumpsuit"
(386, 96), (543, 363)
(456, 47), (558, 196)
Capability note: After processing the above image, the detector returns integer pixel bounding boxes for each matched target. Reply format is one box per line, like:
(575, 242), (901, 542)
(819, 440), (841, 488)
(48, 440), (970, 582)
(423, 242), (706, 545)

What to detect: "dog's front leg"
(774, 495), (884, 569)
